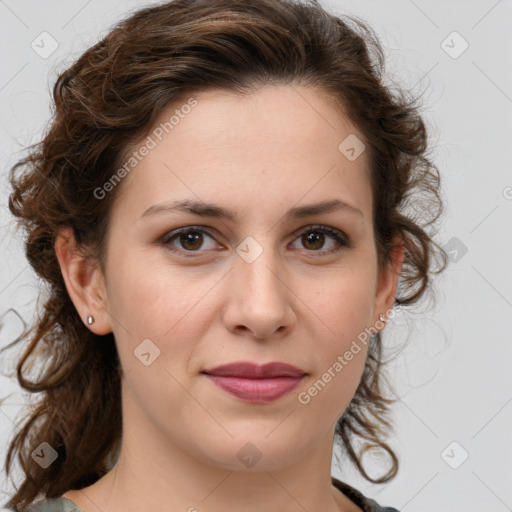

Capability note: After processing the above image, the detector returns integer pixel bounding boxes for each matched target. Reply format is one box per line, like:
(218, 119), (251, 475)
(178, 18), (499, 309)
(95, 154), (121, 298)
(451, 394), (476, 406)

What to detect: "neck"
(64, 393), (360, 512)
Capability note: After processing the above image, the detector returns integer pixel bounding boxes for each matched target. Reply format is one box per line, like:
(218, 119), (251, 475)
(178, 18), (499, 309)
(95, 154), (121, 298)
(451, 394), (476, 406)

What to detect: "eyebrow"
(139, 198), (364, 222)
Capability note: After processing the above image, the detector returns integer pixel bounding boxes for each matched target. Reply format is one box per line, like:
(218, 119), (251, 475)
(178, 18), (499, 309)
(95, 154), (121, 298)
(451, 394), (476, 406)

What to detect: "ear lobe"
(373, 236), (405, 324)
(54, 227), (113, 335)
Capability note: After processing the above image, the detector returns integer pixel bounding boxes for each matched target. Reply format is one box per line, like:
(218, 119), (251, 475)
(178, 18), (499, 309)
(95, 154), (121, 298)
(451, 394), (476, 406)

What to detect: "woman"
(2, 0), (448, 511)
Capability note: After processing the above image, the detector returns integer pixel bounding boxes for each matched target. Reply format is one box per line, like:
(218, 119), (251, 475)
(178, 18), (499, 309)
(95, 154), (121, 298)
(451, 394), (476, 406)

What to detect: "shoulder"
(332, 476), (401, 512)
(25, 497), (84, 512)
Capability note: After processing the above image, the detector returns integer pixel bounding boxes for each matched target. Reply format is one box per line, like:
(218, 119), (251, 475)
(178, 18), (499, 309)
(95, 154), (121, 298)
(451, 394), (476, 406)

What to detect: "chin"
(191, 428), (311, 472)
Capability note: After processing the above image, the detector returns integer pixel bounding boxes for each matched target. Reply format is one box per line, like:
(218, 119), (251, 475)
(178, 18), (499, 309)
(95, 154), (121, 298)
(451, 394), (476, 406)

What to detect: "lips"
(202, 361), (306, 378)
(202, 362), (307, 403)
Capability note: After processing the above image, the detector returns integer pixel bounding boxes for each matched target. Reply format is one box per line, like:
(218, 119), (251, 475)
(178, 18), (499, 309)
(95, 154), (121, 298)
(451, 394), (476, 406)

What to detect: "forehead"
(150, 85), (360, 153)
(112, 84), (372, 221)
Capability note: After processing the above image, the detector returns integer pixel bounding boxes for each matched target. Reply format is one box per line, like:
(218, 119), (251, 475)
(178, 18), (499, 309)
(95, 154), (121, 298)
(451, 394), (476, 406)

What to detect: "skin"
(55, 84), (404, 512)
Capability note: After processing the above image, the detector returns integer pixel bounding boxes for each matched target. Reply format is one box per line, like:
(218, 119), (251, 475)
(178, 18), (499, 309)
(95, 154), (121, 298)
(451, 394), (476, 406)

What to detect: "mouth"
(202, 361), (307, 403)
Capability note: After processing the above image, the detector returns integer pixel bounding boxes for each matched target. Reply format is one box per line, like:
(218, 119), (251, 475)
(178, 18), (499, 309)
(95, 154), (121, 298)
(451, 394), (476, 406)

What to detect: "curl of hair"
(1, 0), (448, 509)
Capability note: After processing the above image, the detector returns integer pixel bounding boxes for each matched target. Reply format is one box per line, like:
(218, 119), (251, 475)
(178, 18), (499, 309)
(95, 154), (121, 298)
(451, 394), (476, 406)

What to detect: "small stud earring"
(379, 314), (387, 323)
(87, 315), (95, 325)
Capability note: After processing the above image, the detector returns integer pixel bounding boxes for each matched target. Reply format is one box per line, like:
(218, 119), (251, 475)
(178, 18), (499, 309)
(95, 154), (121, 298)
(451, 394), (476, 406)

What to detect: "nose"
(221, 247), (295, 339)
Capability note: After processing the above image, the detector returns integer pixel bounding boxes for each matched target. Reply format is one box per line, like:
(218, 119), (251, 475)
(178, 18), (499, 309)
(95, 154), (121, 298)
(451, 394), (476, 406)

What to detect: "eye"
(161, 226), (220, 256)
(290, 225), (350, 255)
(161, 224), (350, 258)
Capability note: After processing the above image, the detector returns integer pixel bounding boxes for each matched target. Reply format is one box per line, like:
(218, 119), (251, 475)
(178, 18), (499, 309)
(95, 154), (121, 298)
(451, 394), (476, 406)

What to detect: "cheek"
(106, 251), (217, 337)
(319, 288), (371, 386)
(298, 295), (370, 427)
(296, 268), (374, 411)
(307, 266), (376, 343)
(105, 262), (207, 401)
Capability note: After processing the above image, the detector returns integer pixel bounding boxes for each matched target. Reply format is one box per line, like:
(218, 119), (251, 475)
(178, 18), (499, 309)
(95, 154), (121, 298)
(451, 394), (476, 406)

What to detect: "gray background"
(0, 1), (511, 511)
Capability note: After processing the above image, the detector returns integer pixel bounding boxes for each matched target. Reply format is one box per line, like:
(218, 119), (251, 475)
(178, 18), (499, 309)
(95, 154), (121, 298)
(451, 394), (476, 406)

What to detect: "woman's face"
(76, 85), (401, 471)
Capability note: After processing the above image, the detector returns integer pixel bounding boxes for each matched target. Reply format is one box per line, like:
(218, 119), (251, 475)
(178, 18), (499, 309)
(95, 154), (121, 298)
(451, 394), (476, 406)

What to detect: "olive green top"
(25, 496), (80, 512)
(25, 477), (400, 512)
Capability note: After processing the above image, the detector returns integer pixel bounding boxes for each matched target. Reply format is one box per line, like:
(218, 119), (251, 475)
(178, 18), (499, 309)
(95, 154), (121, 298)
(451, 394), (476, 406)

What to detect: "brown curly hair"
(1, 0), (448, 509)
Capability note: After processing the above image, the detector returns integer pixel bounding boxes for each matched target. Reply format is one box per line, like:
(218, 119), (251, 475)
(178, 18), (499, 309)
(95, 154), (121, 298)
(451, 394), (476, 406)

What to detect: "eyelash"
(160, 224), (350, 258)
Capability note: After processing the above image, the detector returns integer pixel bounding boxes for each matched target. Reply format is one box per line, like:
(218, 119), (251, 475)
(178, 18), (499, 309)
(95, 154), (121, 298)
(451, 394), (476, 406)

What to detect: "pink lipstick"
(202, 361), (306, 403)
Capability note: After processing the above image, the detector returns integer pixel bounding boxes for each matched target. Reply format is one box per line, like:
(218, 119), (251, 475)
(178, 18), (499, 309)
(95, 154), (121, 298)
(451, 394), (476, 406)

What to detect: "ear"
(54, 227), (113, 335)
(371, 235), (405, 327)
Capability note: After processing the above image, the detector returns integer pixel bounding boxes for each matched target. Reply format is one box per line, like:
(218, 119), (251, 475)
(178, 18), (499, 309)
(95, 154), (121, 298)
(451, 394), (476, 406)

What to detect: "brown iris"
(179, 231), (204, 251)
(302, 231), (325, 250)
